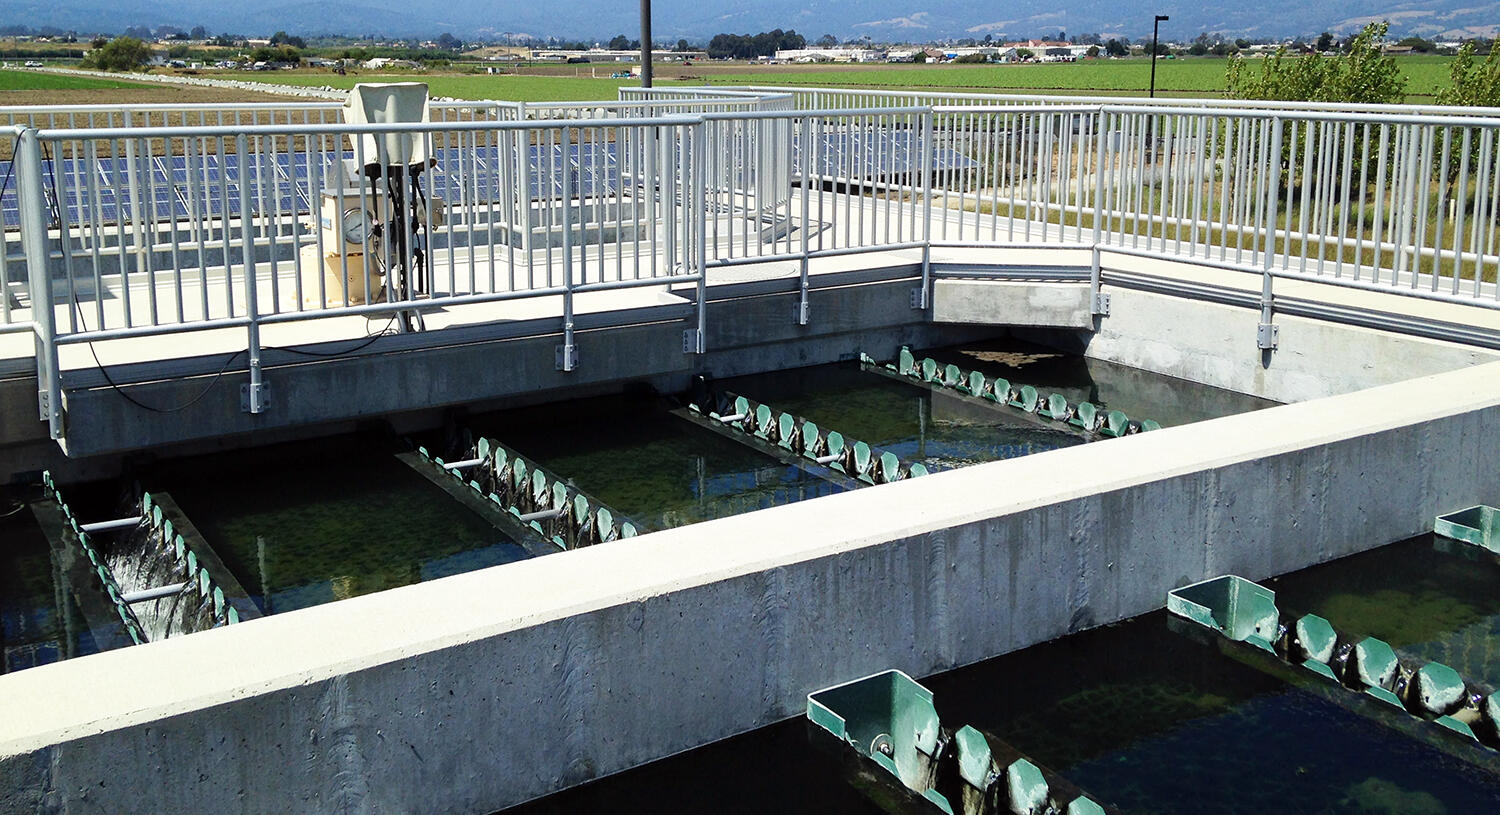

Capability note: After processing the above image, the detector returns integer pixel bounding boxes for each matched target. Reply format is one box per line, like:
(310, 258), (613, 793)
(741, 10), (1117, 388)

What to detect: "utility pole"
(1149, 14), (1169, 98)
(640, 0), (653, 87)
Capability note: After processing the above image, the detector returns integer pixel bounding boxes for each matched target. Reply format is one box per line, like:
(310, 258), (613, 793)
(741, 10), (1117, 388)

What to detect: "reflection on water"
(722, 363), (1085, 472)
(1268, 534), (1500, 689)
(155, 436), (529, 615)
(0, 488), (105, 673)
(924, 338), (1278, 427)
(469, 396), (848, 531)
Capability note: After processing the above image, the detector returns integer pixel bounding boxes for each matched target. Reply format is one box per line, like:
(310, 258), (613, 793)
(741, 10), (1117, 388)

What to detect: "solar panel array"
(0, 132), (972, 229)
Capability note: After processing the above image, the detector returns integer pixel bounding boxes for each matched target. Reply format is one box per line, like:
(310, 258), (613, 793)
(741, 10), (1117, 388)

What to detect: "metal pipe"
(639, 0), (653, 88)
(1149, 15), (1169, 99)
(518, 507), (566, 522)
(120, 582), (189, 604)
(79, 516), (144, 533)
(441, 458), (486, 471)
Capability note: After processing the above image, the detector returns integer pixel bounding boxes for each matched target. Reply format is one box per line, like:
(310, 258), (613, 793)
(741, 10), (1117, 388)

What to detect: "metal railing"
(648, 84), (1500, 118)
(8, 90), (1500, 446)
(8, 114), (707, 438)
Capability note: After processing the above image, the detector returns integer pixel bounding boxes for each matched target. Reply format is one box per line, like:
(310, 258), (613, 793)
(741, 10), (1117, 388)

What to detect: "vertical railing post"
(797, 115), (811, 326)
(558, 126), (577, 372)
(1258, 117), (1283, 351)
(915, 109), (933, 312)
(693, 121), (707, 354)
(1090, 106), (1109, 317)
(18, 128), (62, 439)
(237, 132), (267, 413)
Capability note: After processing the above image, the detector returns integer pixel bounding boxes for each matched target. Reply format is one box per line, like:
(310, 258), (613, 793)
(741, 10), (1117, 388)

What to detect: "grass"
(698, 55), (1460, 101)
(0, 69), (156, 92)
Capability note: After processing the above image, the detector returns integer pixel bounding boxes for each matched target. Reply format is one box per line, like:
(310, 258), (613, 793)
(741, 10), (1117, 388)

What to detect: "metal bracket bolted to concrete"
(240, 381), (272, 413)
(1091, 292), (1111, 316)
(1257, 323), (1279, 350)
(794, 298), (810, 326)
(910, 286), (928, 310)
(682, 328), (704, 355)
(555, 344), (578, 372)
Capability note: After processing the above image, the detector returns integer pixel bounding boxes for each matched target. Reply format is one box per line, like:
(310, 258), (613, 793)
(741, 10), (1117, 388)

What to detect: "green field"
(699, 55), (1458, 101)
(0, 69), (154, 91)
(0, 54), (1465, 104)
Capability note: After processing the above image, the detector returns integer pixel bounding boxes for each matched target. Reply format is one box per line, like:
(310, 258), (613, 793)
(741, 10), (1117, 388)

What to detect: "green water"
(721, 362), (1086, 471)
(0, 489), (106, 673)
(921, 338), (1278, 427)
(155, 436), (530, 614)
(1267, 534), (1500, 689)
(467, 396), (847, 531)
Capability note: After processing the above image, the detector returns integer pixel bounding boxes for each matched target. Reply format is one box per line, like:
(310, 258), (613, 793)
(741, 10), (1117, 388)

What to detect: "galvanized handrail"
(9, 90), (1500, 447)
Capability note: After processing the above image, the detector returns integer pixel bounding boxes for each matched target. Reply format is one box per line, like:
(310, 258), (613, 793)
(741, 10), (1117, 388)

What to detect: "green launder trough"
(1168, 575), (1500, 749)
(1435, 505), (1500, 554)
(690, 391), (927, 486)
(37, 474), (251, 642)
(416, 436), (639, 551)
(864, 347), (1161, 438)
(807, 670), (1113, 815)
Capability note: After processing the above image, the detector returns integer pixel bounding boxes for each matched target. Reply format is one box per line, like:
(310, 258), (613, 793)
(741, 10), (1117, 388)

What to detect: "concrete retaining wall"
(5, 360), (1500, 814)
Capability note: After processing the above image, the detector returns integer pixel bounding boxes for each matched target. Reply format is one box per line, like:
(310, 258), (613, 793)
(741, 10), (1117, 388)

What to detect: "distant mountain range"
(6, 0), (1500, 43)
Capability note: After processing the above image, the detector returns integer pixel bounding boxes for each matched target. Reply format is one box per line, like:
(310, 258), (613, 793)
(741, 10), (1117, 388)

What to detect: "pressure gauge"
(341, 208), (375, 245)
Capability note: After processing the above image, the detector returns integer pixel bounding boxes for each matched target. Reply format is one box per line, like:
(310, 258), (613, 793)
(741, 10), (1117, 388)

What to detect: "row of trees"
(705, 29), (806, 60)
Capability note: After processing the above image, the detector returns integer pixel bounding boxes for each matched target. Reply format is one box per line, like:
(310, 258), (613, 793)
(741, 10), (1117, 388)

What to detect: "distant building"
(362, 57), (423, 70)
(772, 48), (884, 63)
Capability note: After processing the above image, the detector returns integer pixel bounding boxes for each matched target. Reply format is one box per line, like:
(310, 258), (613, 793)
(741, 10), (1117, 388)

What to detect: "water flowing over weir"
(98, 518), (216, 642)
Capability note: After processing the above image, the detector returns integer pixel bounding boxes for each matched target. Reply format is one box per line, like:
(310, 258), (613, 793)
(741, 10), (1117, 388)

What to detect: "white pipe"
(815, 453), (841, 465)
(518, 507), (566, 522)
(80, 516), (143, 533)
(120, 582), (189, 604)
(716, 412), (748, 423)
(441, 457), (485, 471)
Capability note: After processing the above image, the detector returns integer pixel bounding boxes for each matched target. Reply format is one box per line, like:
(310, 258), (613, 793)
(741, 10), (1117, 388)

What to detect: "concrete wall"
(6, 361), (1500, 814)
(1085, 254), (1500, 403)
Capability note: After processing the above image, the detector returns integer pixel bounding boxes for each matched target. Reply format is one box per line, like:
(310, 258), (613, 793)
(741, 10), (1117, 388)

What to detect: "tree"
(675, 39), (691, 52)
(705, 30), (804, 59)
(1104, 39), (1127, 58)
(954, 53), (989, 63)
(1315, 32), (1334, 52)
(1226, 22), (1404, 104)
(167, 44), (191, 58)
(270, 31), (306, 49)
(435, 32), (461, 51)
(190, 25), (207, 40)
(85, 36), (151, 71)
(123, 26), (152, 40)
(90, 36), (107, 49)
(816, 34), (837, 49)
(1086, 44), (1101, 59)
(1396, 36), (1435, 53)
(1438, 39), (1500, 107)
(1016, 48), (1034, 61)
(608, 34), (631, 50)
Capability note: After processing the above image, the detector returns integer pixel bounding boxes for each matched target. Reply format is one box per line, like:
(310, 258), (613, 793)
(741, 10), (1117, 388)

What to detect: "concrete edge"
(3, 357), (1499, 755)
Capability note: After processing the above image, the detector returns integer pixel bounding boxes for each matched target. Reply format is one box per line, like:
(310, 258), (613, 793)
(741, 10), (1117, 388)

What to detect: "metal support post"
(1258, 118), (1283, 350)
(558, 127), (578, 372)
(1090, 110), (1109, 317)
(238, 133), (269, 412)
(18, 128), (62, 438)
(914, 110), (934, 311)
(797, 117), (811, 326)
